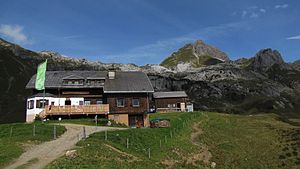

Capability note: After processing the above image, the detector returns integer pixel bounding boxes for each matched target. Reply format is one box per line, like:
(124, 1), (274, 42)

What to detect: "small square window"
(27, 100), (34, 109)
(132, 98), (140, 107)
(84, 100), (91, 105)
(117, 98), (125, 107)
(36, 99), (49, 108)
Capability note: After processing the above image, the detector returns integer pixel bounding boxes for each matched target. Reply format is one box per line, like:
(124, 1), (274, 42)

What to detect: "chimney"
(108, 65), (116, 79)
(108, 71), (115, 79)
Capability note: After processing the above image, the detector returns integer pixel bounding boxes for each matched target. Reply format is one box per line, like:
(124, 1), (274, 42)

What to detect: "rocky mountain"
(292, 60), (300, 71)
(0, 38), (299, 123)
(160, 40), (229, 70)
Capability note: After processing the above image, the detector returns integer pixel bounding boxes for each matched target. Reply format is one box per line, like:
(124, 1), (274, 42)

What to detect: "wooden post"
(33, 124), (36, 137)
(105, 130), (107, 140)
(53, 125), (56, 140)
(95, 115), (98, 126)
(148, 148), (151, 159)
(83, 126), (86, 139)
(126, 138), (129, 149)
(10, 126), (13, 137)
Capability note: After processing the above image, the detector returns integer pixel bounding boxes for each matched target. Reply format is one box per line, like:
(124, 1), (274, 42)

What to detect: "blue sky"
(0, 0), (299, 65)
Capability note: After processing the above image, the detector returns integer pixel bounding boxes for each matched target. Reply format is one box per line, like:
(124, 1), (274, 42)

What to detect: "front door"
(128, 115), (144, 127)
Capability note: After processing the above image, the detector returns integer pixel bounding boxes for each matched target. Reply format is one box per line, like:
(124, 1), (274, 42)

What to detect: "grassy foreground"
(46, 112), (299, 169)
(0, 122), (65, 167)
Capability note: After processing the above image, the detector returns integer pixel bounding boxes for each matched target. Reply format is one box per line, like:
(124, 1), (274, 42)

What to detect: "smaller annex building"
(153, 91), (192, 112)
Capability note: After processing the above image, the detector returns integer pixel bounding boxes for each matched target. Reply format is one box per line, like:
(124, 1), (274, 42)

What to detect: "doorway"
(128, 114), (144, 127)
(65, 98), (71, 105)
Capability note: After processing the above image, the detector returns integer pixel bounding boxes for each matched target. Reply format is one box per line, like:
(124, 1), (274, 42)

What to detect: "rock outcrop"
(160, 40), (229, 69)
(251, 48), (285, 71)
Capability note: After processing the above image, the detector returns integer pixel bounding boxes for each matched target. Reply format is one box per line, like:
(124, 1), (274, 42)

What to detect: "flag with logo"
(35, 60), (47, 90)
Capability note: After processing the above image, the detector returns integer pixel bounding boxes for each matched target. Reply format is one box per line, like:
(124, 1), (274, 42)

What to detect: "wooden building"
(25, 71), (154, 127)
(153, 91), (189, 112)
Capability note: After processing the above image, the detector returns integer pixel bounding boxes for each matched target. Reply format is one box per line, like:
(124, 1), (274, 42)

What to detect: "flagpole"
(43, 88), (45, 109)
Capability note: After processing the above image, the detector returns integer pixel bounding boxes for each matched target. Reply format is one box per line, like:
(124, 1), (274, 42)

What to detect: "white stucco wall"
(26, 97), (84, 122)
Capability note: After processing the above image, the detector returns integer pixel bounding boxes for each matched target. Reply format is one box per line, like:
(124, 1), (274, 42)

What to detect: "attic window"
(86, 79), (105, 86)
(63, 79), (84, 86)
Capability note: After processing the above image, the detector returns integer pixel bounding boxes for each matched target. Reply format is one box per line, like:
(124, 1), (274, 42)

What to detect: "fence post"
(33, 124), (36, 137)
(10, 126), (13, 137)
(83, 126), (86, 139)
(148, 148), (151, 159)
(105, 130), (107, 141)
(127, 138), (129, 148)
(53, 125), (57, 140)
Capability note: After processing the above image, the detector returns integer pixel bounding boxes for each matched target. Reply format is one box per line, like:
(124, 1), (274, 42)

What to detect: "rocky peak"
(252, 48), (285, 71)
(160, 40), (229, 69)
(193, 40), (229, 62)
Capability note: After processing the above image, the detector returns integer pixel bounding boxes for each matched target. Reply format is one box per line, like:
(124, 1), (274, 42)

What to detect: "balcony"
(40, 104), (109, 117)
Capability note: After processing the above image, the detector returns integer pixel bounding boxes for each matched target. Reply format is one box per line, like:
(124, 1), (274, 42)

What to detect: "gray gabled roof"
(153, 91), (188, 99)
(62, 75), (85, 80)
(26, 71), (154, 93)
(104, 72), (154, 93)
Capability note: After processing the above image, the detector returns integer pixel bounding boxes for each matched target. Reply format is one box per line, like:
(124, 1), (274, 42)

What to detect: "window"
(84, 100), (91, 105)
(96, 99), (103, 105)
(87, 79), (105, 86)
(63, 79), (84, 86)
(27, 100), (34, 109)
(132, 98), (140, 107)
(117, 98), (125, 107)
(36, 99), (49, 108)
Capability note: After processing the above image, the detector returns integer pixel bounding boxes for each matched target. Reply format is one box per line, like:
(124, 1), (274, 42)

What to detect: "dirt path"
(4, 124), (126, 169)
(189, 122), (212, 165)
(162, 119), (214, 169)
(103, 144), (140, 162)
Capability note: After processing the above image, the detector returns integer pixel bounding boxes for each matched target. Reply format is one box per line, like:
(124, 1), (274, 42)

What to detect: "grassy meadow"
(46, 112), (300, 169)
(0, 122), (65, 167)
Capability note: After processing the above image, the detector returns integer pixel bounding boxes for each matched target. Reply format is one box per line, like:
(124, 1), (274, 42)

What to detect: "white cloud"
(286, 35), (300, 40)
(61, 35), (83, 39)
(242, 10), (248, 17)
(275, 4), (288, 9)
(0, 24), (29, 43)
(250, 12), (259, 18)
(259, 8), (266, 13)
(240, 7), (266, 19)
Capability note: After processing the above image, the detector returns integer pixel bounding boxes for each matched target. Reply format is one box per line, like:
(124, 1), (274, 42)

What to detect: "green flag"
(35, 60), (47, 90)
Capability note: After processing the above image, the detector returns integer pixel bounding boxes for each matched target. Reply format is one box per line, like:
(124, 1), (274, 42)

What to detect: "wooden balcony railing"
(41, 104), (109, 117)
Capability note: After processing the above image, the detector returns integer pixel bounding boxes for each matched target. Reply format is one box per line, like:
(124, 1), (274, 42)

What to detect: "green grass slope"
(0, 123), (65, 167)
(46, 112), (299, 169)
